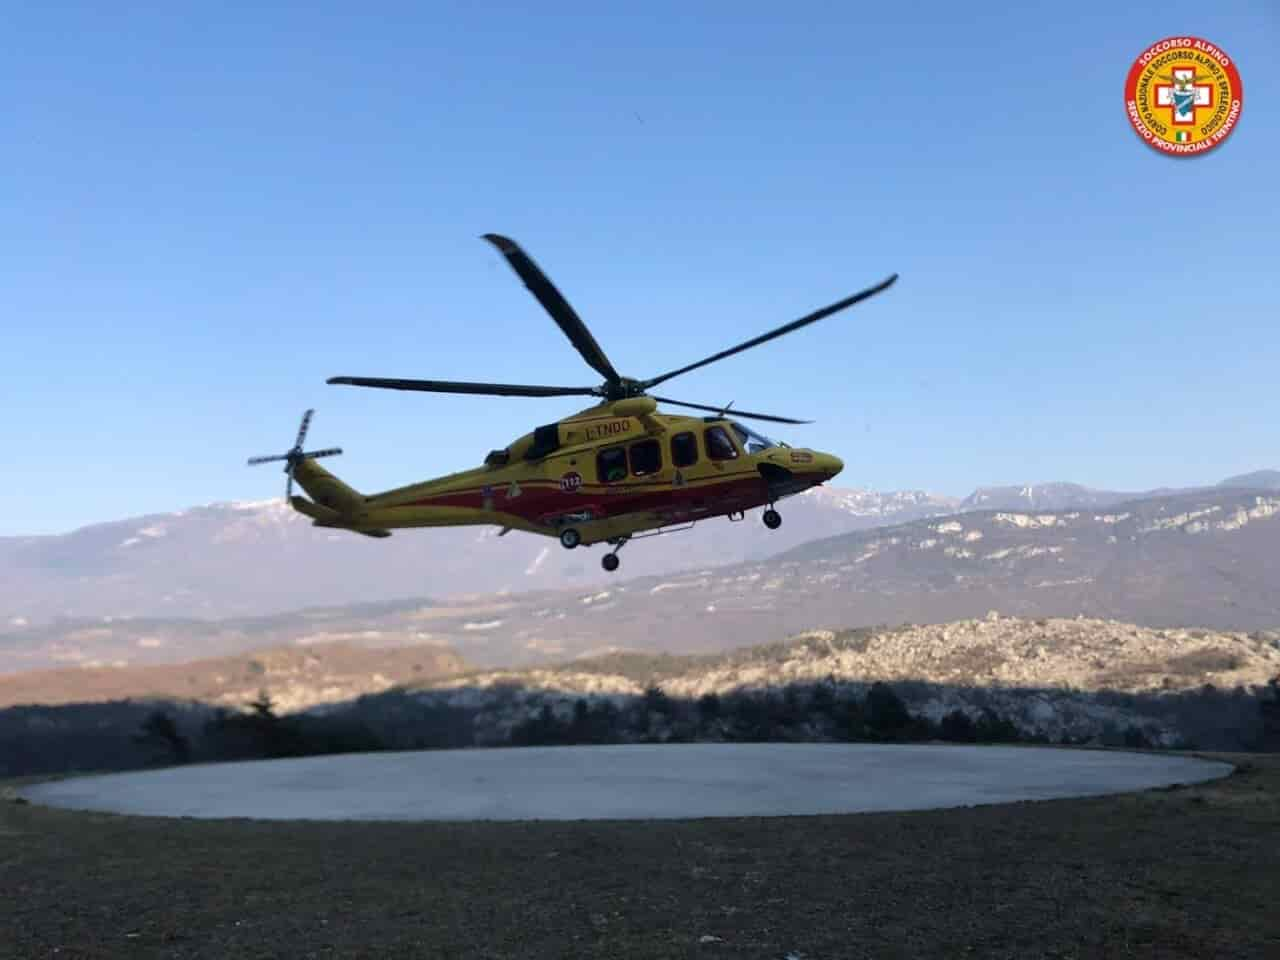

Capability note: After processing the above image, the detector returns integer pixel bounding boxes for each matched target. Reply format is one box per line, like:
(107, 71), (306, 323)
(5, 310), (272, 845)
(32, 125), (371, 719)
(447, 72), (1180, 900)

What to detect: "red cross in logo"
(1154, 67), (1214, 125)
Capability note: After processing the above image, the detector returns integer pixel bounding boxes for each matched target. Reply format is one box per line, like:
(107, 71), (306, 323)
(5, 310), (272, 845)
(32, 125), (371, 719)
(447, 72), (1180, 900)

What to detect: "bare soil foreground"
(3, 751), (1278, 959)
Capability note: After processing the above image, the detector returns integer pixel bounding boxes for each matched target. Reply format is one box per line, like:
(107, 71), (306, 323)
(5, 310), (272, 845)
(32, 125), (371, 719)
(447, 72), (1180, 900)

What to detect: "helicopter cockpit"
(729, 421), (781, 454)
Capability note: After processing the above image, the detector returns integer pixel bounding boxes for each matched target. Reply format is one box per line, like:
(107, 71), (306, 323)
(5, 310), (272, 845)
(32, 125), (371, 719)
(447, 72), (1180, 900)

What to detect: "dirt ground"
(3, 751), (1278, 959)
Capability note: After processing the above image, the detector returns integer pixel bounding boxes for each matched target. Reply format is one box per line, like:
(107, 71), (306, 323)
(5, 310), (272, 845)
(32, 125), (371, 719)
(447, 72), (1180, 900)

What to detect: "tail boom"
(291, 459), (369, 520)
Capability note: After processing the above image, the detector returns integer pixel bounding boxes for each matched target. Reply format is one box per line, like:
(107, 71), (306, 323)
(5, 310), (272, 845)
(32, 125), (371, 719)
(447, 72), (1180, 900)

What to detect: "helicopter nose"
(816, 452), (843, 479)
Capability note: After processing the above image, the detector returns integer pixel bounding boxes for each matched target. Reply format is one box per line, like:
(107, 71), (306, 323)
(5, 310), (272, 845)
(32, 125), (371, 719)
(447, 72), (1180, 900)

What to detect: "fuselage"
(292, 398), (842, 546)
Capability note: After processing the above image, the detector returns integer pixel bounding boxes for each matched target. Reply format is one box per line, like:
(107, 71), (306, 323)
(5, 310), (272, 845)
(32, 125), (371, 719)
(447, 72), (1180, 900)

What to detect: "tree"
(724, 693), (773, 742)
(939, 709), (977, 743)
(1260, 677), (1280, 752)
(697, 693), (722, 726)
(249, 690), (277, 721)
(571, 698), (591, 742)
(415, 702), (475, 749)
(643, 685), (672, 716)
(511, 703), (563, 746)
(865, 682), (911, 739)
(133, 709), (190, 765)
(809, 679), (837, 717)
(974, 709), (1022, 744)
(245, 689), (303, 757)
(592, 699), (622, 743)
(1122, 725), (1154, 749)
(779, 686), (804, 728)
(200, 690), (306, 759)
(832, 695), (867, 742)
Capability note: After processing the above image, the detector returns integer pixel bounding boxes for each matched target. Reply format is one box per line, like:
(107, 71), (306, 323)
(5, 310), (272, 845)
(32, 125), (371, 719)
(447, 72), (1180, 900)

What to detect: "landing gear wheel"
(763, 508), (782, 530)
(559, 528), (581, 549)
(602, 553), (620, 572)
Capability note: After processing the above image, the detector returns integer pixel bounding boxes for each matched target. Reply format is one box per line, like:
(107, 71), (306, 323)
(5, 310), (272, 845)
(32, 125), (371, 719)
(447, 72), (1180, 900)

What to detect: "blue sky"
(4, 2), (1277, 535)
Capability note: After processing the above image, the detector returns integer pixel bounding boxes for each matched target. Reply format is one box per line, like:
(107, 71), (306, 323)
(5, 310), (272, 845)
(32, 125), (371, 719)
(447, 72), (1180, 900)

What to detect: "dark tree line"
(133, 709), (190, 765)
(4, 676), (1280, 779)
(0, 692), (381, 777)
(506, 681), (1029, 748)
(199, 692), (383, 762)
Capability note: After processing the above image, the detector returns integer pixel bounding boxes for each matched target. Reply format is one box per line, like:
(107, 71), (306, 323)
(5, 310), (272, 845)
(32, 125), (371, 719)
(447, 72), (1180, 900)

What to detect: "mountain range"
(0, 485), (958, 627)
(3, 480), (1277, 677)
(957, 470), (1280, 512)
(5, 471), (1274, 633)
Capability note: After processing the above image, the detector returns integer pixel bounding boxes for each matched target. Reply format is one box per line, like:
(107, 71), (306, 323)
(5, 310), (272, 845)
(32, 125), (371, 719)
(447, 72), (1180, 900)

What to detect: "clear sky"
(4, 2), (1277, 535)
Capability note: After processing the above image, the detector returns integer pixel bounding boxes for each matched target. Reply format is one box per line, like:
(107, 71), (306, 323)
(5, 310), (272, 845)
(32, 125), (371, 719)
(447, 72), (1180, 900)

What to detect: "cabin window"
(704, 426), (739, 461)
(597, 446), (628, 483)
(629, 438), (662, 477)
(525, 423), (561, 461)
(671, 431), (699, 468)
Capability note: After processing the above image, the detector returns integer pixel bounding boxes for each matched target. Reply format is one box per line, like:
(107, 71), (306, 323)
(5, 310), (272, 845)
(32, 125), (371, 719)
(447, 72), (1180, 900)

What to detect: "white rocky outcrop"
(410, 616), (1280, 744)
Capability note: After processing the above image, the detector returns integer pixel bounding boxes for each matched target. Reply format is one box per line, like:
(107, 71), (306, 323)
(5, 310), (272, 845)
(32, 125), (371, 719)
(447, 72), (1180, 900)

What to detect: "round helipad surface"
(20, 743), (1231, 822)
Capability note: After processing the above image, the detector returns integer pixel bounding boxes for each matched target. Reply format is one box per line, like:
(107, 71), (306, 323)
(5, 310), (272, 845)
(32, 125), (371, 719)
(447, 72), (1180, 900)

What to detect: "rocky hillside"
(0, 641), (466, 714)
(392, 614), (1280, 749)
(432, 615), (1280, 701)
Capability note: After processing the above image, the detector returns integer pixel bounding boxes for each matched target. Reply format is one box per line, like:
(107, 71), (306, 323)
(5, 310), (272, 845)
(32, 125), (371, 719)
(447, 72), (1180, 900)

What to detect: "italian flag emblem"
(1175, 130), (1190, 143)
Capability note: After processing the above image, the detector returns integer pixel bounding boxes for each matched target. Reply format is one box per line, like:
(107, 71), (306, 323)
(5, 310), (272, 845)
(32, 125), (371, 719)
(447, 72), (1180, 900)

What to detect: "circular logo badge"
(559, 471), (583, 493)
(1125, 37), (1243, 156)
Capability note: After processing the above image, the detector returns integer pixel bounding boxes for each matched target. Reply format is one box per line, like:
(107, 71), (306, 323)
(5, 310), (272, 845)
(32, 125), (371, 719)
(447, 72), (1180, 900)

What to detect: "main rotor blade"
(482, 234), (622, 385)
(652, 396), (812, 425)
(642, 274), (899, 390)
(327, 376), (599, 398)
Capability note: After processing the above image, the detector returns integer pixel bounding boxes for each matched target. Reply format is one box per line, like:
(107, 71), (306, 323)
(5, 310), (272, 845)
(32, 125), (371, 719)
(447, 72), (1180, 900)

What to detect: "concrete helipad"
(20, 743), (1232, 822)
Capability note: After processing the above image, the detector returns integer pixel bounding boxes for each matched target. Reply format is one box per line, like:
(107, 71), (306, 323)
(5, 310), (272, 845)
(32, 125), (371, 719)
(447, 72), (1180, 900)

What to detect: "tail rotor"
(247, 408), (343, 501)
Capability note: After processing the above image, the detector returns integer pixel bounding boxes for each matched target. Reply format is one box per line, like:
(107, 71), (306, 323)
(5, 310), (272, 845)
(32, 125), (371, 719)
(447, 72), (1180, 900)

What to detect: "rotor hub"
(601, 377), (646, 401)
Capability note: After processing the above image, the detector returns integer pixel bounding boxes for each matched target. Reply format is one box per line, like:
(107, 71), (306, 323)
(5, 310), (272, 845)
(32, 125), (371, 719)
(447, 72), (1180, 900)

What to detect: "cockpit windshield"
(730, 421), (779, 454)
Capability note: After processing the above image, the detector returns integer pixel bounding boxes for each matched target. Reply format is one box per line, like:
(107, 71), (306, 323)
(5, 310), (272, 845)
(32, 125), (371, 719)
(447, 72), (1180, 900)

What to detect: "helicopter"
(249, 234), (897, 573)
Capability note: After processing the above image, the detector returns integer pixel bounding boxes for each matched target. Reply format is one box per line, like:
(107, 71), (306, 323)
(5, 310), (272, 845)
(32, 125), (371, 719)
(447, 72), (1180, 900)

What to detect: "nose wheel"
(559, 528), (581, 549)
(763, 508), (782, 530)
(601, 537), (629, 572)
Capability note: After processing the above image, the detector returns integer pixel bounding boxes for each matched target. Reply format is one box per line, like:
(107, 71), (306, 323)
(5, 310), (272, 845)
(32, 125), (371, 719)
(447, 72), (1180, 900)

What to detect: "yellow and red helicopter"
(249, 235), (897, 572)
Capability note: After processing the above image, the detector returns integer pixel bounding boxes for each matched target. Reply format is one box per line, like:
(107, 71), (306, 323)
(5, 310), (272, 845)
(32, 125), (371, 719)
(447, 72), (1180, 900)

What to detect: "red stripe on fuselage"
(394, 471), (791, 526)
